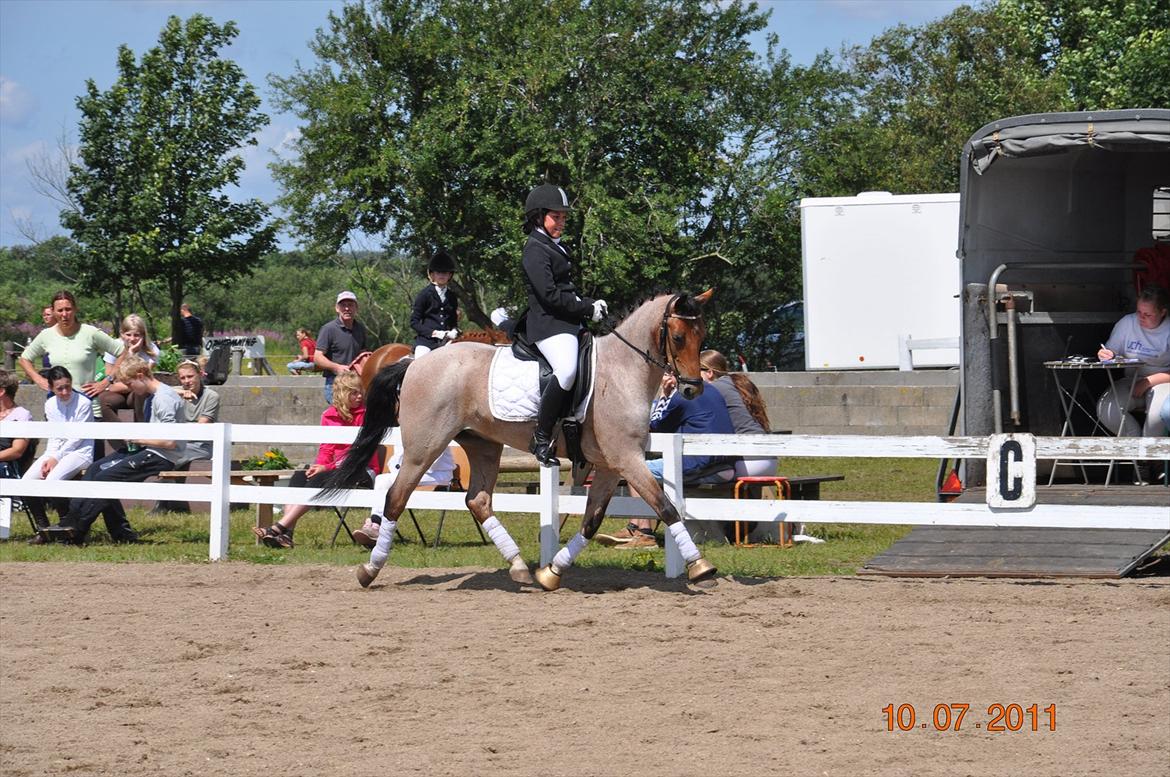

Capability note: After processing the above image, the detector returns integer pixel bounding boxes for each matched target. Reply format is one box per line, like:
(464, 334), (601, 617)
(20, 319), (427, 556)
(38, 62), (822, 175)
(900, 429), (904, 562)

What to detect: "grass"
(0, 457), (937, 577)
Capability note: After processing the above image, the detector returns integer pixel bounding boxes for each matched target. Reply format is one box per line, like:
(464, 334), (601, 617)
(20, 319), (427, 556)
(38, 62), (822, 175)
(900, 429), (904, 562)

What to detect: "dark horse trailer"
(958, 109), (1170, 486)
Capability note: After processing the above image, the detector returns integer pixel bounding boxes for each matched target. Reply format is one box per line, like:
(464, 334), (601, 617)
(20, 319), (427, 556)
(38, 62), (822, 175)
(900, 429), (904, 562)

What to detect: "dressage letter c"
(998, 440), (1023, 501)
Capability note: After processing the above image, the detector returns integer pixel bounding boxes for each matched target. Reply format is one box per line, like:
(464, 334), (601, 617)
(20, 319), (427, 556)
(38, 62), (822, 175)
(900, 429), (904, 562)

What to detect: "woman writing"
(519, 184), (608, 466)
(18, 290), (123, 400)
(1096, 284), (1170, 439)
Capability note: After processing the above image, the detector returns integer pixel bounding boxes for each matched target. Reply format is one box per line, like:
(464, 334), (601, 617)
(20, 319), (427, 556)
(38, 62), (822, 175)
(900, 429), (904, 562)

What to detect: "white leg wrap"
(369, 520), (397, 569)
(552, 531), (588, 573)
(483, 516), (520, 562)
(668, 522), (701, 563)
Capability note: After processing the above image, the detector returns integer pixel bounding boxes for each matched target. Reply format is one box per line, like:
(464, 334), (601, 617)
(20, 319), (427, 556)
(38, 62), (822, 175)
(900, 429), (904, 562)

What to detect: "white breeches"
(23, 449), (93, 482)
(535, 333), (579, 390)
(414, 344), (433, 357)
(735, 457), (779, 478)
(1097, 383), (1170, 437)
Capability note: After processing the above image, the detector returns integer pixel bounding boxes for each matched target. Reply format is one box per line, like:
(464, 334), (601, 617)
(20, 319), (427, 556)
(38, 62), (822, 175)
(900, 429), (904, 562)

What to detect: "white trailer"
(799, 191), (960, 370)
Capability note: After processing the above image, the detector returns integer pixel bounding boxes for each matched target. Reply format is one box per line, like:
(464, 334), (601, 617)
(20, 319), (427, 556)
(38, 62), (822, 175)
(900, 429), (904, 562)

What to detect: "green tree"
(271, 0), (789, 328)
(63, 14), (277, 341)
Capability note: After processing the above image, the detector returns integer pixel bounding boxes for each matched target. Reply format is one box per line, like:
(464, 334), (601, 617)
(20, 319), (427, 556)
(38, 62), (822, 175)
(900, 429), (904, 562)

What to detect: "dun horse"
(318, 291), (719, 591)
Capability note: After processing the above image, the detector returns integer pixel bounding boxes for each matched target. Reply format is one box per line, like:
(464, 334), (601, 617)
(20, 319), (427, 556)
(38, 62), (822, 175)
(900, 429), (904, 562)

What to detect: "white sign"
(203, 336), (265, 358)
(986, 433), (1036, 509)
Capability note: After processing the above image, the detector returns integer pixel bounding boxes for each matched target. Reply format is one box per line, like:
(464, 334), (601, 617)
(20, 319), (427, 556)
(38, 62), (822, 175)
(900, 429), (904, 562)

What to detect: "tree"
(271, 0), (792, 327)
(63, 14), (277, 339)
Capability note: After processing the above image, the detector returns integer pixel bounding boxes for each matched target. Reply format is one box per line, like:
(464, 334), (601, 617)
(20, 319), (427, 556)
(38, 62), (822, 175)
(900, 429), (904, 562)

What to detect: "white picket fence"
(1, 421), (1167, 578)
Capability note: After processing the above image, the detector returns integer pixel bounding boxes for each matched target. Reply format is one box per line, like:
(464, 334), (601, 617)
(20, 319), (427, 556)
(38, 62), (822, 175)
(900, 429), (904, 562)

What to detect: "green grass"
(0, 457), (936, 577)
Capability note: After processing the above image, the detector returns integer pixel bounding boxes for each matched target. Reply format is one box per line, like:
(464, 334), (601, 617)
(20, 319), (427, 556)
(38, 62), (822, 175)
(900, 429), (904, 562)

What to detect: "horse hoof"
(356, 563), (379, 588)
(686, 558), (718, 586)
(509, 557), (535, 586)
(534, 565), (562, 591)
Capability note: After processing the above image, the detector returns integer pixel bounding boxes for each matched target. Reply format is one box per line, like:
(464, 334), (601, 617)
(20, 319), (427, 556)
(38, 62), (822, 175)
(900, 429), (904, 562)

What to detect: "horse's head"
(660, 289), (713, 400)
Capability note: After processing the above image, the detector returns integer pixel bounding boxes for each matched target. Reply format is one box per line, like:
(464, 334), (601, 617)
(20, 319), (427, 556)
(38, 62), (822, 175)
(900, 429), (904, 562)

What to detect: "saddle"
(510, 312), (595, 466)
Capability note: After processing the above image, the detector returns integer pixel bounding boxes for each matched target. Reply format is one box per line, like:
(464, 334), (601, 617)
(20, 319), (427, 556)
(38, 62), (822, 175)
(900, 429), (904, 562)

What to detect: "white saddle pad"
(488, 346), (595, 423)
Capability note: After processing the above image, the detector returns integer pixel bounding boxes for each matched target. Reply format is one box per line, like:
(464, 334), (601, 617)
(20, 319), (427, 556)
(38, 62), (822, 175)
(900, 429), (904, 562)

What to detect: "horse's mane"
(607, 289), (700, 331)
(454, 329), (510, 345)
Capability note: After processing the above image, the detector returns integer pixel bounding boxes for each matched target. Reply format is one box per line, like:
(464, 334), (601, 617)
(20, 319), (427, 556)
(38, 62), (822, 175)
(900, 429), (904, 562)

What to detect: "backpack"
(203, 342), (231, 386)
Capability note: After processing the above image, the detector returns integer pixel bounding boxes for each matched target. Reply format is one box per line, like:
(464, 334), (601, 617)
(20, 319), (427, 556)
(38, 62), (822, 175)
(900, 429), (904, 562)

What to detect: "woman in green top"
(19, 290), (123, 398)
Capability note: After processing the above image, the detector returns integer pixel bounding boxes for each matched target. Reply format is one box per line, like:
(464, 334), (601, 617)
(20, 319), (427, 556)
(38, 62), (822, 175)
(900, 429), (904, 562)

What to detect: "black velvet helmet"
(524, 184), (571, 216)
(428, 249), (456, 273)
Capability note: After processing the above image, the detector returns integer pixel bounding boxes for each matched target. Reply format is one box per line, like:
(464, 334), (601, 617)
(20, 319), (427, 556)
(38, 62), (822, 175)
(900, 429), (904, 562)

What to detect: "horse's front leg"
(620, 461), (717, 586)
(533, 468), (620, 591)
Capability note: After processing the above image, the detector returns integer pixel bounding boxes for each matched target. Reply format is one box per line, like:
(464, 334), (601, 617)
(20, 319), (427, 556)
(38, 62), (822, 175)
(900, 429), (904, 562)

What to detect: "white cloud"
(0, 76), (36, 127)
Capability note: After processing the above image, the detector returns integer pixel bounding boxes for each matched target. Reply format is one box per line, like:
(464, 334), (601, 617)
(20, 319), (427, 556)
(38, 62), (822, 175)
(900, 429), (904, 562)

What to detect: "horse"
(356, 330), (511, 391)
(317, 291), (719, 591)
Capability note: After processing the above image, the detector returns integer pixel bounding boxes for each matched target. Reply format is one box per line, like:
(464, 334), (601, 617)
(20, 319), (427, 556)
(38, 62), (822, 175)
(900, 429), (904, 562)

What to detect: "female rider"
(519, 184), (608, 466)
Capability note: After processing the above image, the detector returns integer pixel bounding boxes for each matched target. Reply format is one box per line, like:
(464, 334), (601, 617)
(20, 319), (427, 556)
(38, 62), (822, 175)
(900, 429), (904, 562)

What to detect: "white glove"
(445, 329), (460, 340)
(431, 330), (445, 340)
(591, 299), (609, 322)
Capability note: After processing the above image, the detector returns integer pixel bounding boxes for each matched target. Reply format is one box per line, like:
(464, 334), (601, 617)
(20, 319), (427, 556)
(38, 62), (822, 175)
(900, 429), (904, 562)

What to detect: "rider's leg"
(530, 333), (578, 467)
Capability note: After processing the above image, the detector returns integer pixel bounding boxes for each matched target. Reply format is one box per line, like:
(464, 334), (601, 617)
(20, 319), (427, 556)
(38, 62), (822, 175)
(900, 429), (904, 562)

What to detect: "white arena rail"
(2, 422), (1167, 578)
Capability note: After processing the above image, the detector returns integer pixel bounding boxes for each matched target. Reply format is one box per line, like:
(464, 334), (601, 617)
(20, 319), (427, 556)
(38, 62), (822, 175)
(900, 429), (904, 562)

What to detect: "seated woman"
(21, 366), (94, 532)
(700, 349), (778, 478)
(1096, 284), (1170, 439)
(252, 371), (378, 549)
(0, 368), (33, 479)
(99, 314), (159, 429)
(286, 328), (317, 375)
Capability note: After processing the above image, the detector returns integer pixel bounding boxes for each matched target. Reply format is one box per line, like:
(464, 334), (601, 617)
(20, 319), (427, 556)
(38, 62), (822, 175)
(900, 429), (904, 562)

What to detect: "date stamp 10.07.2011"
(882, 703), (1057, 732)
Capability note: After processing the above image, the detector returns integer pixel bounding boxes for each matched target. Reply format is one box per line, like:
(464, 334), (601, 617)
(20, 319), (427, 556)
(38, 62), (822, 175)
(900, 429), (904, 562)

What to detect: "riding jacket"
(410, 284), (459, 350)
(520, 229), (595, 341)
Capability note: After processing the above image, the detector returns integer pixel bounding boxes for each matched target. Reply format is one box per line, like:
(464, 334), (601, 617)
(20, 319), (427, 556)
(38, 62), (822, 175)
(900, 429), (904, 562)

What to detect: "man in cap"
(314, 291), (369, 405)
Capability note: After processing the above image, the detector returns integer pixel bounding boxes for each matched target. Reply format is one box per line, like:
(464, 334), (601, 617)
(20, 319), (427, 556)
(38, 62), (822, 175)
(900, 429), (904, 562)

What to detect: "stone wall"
(14, 370), (961, 464)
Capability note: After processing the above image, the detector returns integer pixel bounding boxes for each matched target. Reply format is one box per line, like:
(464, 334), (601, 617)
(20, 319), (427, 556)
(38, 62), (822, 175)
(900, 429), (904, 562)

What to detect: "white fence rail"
(2, 421), (1167, 578)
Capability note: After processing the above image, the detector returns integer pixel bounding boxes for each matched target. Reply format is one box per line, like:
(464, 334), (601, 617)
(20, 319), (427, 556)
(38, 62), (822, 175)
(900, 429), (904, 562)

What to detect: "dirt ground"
(1, 562), (1167, 777)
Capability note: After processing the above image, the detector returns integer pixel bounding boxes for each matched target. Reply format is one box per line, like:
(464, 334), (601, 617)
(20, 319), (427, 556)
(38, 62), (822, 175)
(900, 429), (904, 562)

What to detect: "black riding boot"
(530, 380), (569, 467)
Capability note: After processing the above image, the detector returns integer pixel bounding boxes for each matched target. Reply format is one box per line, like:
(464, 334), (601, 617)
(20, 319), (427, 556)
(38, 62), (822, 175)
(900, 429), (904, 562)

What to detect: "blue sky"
(0, 0), (966, 248)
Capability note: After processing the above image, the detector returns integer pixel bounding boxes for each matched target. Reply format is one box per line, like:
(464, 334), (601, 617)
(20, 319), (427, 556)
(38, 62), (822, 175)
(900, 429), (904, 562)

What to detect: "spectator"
(313, 291), (368, 405)
(22, 366), (94, 535)
(1096, 284), (1170, 439)
(18, 290), (123, 403)
(0, 368), (33, 479)
(351, 446), (458, 548)
(252, 371), (377, 549)
(598, 371), (736, 548)
(700, 349), (778, 478)
(176, 303), (204, 356)
(38, 306), (53, 367)
(410, 249), (460, 357)
(40, 356), (187, 544)
(98, 314), (159, 435)
(286, 328), (317, 375)
(175, 359), (220, 460)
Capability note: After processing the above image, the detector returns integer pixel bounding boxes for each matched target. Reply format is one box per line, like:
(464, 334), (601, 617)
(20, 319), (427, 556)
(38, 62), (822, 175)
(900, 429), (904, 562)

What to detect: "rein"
(603, 294), (703, 387)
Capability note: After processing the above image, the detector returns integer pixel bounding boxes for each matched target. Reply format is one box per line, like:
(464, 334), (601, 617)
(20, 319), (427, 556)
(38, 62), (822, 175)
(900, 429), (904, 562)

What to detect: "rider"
(520, 184), (608, 466)
(410, 249), (460, 357)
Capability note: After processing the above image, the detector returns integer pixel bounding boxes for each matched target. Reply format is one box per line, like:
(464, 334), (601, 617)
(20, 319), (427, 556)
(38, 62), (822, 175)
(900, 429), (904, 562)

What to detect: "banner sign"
(203, 336), (265, 358)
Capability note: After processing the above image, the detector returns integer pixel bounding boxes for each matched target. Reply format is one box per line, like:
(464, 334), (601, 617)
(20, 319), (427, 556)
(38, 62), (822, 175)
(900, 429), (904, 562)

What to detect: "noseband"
(607, 294), (703, 386)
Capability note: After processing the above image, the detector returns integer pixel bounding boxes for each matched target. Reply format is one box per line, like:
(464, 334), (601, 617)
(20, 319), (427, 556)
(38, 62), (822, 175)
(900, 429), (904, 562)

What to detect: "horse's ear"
(694, 288), (714, 307)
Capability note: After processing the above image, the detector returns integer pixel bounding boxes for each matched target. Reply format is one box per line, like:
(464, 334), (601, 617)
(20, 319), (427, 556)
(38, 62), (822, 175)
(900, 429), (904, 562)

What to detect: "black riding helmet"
(428, 249), (456, 274)
(524, 184), (572, 219)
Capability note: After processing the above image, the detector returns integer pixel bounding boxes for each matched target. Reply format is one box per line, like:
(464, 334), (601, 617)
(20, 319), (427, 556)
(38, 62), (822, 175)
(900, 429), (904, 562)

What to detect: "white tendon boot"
(357, 519), (397, 588)
(482, 516), (533, 585)
(668, 522), (717, 584)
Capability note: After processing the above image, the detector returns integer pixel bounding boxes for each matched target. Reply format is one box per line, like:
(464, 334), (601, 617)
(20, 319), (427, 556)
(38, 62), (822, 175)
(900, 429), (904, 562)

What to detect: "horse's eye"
(672, 333), (684, 345)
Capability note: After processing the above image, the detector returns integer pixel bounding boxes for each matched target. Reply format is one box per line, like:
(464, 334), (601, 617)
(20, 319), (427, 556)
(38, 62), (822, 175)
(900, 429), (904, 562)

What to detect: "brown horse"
(319, 291), (718, 591)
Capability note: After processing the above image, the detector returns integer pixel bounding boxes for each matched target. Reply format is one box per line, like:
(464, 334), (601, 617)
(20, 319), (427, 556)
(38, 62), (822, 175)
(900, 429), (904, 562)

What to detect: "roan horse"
(318, 291), (719, 591)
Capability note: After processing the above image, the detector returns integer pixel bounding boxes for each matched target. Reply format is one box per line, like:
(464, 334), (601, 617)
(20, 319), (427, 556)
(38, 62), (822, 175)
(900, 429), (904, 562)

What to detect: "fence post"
(208, 423), (232, 560)
(898, 334), (913, 371)
(662, 433), (686, 578)
(538, 462), (559, 567)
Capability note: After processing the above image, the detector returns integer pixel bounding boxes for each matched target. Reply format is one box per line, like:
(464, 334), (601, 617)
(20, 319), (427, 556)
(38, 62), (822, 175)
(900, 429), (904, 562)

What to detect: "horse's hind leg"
(533, 467), (620, 591)
(457, 434), (533, 586)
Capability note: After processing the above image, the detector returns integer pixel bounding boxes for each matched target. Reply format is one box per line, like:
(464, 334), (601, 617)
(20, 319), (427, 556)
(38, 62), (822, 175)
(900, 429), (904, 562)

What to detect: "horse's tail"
(314, 359), (411, 501)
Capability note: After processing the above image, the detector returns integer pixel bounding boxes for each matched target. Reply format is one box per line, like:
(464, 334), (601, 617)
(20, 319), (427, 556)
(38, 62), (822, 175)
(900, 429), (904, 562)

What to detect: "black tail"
(314, 359), (411, 501)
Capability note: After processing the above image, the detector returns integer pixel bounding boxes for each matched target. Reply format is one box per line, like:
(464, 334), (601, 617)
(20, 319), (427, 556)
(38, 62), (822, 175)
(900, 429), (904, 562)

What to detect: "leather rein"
(604, 294), (703, 387)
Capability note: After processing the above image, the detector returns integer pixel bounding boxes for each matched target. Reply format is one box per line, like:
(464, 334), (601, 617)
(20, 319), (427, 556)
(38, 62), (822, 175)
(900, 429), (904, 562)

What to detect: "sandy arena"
(1, 562), (1167, 776)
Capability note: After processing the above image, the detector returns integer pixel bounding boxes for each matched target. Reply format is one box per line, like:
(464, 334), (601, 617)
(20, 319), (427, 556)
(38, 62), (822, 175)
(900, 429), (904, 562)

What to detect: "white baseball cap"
(336, 291), (358, 304)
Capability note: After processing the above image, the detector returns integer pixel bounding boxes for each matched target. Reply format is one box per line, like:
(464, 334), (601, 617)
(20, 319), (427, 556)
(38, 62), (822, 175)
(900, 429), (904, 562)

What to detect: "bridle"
(605, 294), (704, 387)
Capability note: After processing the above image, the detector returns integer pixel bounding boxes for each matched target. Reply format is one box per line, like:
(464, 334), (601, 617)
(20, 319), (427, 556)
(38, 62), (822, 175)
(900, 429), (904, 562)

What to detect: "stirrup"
(529, 435), (560, 468)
